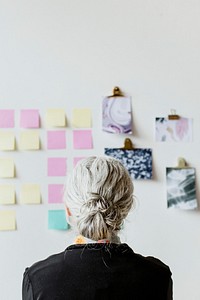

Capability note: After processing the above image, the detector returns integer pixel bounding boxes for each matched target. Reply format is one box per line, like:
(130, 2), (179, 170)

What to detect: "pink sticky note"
(20, 109), (39, 128)
(73, 157), (86, 167)
(0, 110), (14, 128)
(48, 158), (67, 176)
(47, 131), (66, 149)
(48, 184), (64, 203)
(73, 130), (93, 149)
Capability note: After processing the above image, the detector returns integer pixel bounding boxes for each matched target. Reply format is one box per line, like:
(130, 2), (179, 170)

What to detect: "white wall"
(0, 1), (200, 299)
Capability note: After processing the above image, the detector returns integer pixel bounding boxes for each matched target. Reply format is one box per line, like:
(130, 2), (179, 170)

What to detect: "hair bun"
(85, 192), (108, 212)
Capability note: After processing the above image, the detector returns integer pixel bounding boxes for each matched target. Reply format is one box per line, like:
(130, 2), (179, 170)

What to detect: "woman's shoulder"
(133, 251), (172, 277)
(104, 243), (171, 276)
(24, 250), (66, 279)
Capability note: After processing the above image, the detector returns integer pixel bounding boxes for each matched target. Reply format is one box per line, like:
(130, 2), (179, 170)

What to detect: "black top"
(22, 243), (172, 300)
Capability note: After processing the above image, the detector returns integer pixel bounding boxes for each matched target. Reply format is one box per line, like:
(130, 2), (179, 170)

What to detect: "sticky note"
(0, 158), (15, 178)
(48, 184), (64, 203)
(0, 131), (15, 150)
(20, 184), (41, 204)
(73, 157), (86, 167)
(20, 109), (40, 128)
(48, 157), (67, 176)
(73, 130), (93, 149)
(72, 108), (92, 128)
(0, 185), (15, 204)
(0, 210), (16, 231)
(0, 110), (14, 128)
(19, 131), (40, 150)
(45, 109), (66, 127)
(47, 130), (66, 149)
(48, 210), (69, 230)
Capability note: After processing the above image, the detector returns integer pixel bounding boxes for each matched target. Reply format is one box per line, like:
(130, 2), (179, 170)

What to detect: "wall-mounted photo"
(155, 117), (193, 142)
(166, 167), (197, 209)
(104, 148), (152, 180)
(102, 96), (132, 134)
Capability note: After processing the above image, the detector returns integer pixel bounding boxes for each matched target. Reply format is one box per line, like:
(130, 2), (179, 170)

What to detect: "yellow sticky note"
(45, 109), (66, 127)
(20, 184), (41, 204)
(72, 108), (92, 128)
(0, 158), (15, 178)
(0, 131), (15, 150)
(0, 185), (15, 204)
(19, 131), (40, 150)
(0, 210), (16, 231)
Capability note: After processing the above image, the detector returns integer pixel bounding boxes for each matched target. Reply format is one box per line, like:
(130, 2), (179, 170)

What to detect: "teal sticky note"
(48, 210), (69, 230)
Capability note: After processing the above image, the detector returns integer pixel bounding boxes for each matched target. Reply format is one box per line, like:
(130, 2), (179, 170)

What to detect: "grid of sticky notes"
(46, 110), (67, 231)
(0, 108), (93, 231)
(48, 210), (69, 230)
(0, 109), (40, 152)
(47, 108), (92, 230)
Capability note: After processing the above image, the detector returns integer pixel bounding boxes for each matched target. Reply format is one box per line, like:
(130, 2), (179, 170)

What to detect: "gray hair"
(64, 156), (134, 240)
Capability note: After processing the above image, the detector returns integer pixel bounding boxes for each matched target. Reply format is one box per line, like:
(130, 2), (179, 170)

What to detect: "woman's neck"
(74, 233), (121, 244)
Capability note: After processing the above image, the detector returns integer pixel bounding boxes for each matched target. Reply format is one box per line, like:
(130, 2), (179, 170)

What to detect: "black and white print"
(166, 167), (197, 209)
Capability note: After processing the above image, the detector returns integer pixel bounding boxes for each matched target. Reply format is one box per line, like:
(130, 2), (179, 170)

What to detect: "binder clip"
(108, 86), (124, 98)
(177, 157), (187, 168)
(168, 109), (179, 120)
(122, 138), (134, 150)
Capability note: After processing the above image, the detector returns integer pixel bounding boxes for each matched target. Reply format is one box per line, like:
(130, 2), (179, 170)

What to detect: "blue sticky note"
(48, 210), (69, 230)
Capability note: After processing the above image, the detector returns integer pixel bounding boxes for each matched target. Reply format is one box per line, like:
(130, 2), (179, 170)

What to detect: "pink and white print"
(155, 117), (193, 142)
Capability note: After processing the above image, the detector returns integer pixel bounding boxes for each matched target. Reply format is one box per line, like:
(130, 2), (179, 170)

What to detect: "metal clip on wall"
(177, 157), (187, 168)
(123, 138), (134, 150)
(168, 109), (180, 120)
(108, 86), (124, 98)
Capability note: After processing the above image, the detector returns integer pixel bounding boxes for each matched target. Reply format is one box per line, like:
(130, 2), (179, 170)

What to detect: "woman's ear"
(65, 206), (74, 226)
(66, 206), (72, 217)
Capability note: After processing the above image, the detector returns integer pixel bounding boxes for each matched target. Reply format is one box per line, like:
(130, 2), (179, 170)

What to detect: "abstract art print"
(155, 117), (193, 142)
(104, 148), (152, 180)
(166, 167), (197, 209)
(102, 96), (132, 134)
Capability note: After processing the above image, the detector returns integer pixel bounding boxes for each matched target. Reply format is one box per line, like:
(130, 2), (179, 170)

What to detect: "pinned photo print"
(102, 97), (132, 134)
(104, 148), (152, 180)
(155, 117), (193, 142)
(166, 168), (197, 210)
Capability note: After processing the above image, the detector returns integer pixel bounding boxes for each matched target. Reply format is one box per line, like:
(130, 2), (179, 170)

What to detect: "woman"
(22, 156), (172, 299)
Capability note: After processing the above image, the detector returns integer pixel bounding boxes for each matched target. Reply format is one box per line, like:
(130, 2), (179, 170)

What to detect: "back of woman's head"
(64, 156), (134, 241)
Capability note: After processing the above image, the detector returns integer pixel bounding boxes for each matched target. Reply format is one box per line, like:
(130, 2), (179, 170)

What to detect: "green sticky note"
(48, 210), (69, 230)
